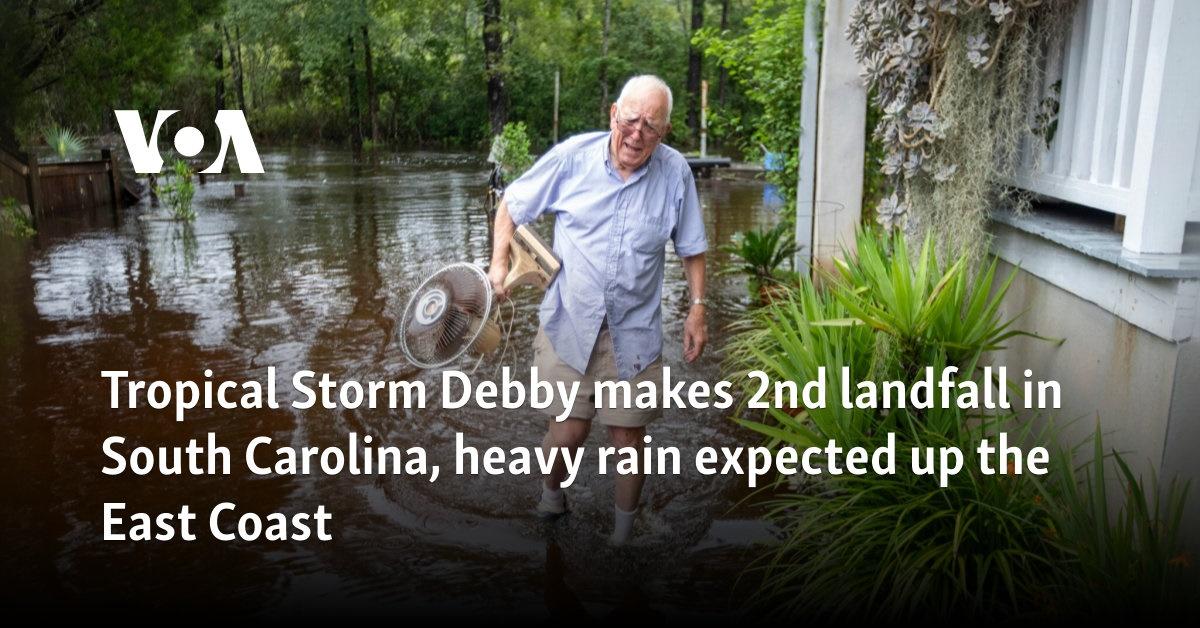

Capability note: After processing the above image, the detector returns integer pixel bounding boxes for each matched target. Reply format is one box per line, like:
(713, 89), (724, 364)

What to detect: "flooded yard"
(0, 148), (780, 615)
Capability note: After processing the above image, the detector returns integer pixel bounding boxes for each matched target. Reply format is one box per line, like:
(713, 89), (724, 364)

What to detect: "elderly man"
(488, 75), (708, 546)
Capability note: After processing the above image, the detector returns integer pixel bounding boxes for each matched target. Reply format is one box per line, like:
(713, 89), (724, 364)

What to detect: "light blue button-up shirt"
(505, 131), (707, 381)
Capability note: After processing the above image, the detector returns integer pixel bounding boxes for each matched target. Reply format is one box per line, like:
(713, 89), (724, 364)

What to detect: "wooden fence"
(0, 147), (124, 226)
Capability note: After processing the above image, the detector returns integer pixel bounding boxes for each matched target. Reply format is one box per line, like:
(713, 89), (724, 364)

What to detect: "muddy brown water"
(0, 149), (783, 616)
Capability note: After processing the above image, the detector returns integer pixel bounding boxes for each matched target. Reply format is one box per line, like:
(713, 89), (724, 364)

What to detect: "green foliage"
(726, 230), (1195, 619)
(696, 0), (805, 208)
(1039, 428), (1198, 618)
(752, 417), (1059, 619)
(727, 230), (1036, 449)
(42, 125), (85, 159)
(727, 231), (1057, 617)
(719, 223), (797, 282)
(848, 1), (1076, 256)
(156, 160), (197, 221)
(0, 197), (36, 238)
(1, 0), (778, 156)
(490, 122), (535, 181)
(2, 1), (222, 146)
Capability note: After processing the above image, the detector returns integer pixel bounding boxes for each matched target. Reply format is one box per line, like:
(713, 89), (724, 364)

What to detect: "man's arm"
(489, 198), (516, 299)
(682, 253), (707, 362)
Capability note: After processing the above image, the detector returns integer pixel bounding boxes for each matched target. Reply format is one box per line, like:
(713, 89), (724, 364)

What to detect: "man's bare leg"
(607, 425), (647, 545)
(541, 417), (590, 499)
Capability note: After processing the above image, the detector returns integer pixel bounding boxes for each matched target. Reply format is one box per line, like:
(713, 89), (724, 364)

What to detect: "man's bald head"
(615, 75), (673, 127)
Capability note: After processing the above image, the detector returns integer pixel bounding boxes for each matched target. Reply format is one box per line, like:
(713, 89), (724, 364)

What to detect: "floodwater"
(0, 149), (781, 616)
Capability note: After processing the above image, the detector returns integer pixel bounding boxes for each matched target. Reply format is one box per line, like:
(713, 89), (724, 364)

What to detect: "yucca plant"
(827, 230), (1055, 374)
(43, 125), (85, 159)
(726, 228), (1066, 618)
(724, 277), (877, 448)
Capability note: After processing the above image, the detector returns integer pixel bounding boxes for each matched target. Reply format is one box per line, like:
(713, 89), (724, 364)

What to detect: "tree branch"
(19, 0), (105, 80)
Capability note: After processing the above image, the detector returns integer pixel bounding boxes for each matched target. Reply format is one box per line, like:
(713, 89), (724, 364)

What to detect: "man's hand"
(490, 198), (516, 301)
(489, 261), (510, 301)
(683, 305), (707, 362)
(681, 253), (707, 362)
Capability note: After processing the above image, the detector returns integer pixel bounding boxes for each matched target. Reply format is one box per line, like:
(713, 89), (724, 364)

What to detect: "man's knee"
(607, 425), (646, 449)
(547, 418), (590, 448)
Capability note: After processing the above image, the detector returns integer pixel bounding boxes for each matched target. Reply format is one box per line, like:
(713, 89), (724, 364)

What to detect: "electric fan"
(399, 225), (560, 368)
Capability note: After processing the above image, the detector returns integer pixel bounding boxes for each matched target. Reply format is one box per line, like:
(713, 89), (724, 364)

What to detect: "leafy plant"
(696, 0), (806, 211)
(847, 0), (1076, 255)
(489, 121), (535, 182)
(726, 228), (1193, 619)
(1, 197), (36, 238)
(829, 230), (1055, 371)
(42, 125), (85, 159)
(751, 415), (1060, 619)
(726, 229), (1039, 451)
(155, 159), (197, 221)
(720, 223), (798, 281)
(1039, 428), (1198, 618)
(725, 228), (1065, 617)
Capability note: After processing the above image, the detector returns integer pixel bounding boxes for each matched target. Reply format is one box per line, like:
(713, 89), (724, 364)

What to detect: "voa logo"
(114, 109), (264, 175)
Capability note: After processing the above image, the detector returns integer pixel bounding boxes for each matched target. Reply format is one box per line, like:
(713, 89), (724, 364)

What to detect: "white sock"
(542, 483), (564, 506)
(609, 506), (637, 545)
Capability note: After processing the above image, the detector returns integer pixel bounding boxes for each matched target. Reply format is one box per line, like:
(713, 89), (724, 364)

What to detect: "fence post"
(103, 148), (122, 213)
(23, 151), (42, 226)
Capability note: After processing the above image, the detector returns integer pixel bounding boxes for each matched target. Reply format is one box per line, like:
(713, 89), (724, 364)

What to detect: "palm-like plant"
(43, 125), (85, 158)
(719, 223), (798, 282)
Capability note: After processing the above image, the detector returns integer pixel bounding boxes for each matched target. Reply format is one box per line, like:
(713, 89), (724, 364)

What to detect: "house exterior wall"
(990, 221), (1200, 547)
(993, 259), (1179, 476)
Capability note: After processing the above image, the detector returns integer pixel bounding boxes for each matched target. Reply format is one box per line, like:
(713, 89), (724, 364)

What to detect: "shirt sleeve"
(671, 166), (708, 257)
(503, 146), (568, 226)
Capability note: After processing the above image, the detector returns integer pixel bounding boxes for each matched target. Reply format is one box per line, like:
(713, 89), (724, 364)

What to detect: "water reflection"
(0, 148), (777, 615)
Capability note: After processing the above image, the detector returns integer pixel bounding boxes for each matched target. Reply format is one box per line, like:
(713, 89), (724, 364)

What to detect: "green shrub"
(720, 223), (798, 281)
(727, 229), (1197, 619)
(727, 230), (1057, 618)
(1039, 428), (1198, 618)
(489, 122), (535, 182)
(1, 197), (36, 238)
(752, 416), (1059, 619)
(155, 159), (196, 221)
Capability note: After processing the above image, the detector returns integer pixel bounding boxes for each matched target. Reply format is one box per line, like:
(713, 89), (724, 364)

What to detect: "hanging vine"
(847, 0), (1075, 257)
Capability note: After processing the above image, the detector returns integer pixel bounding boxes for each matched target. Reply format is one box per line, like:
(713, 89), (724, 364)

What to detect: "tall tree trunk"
(599, 0), (611, 124)
(686, 0), (704, 139)
(214, 28), (226, 111)
(482, 0), (507, 136)
(362, 24), (379, 143)
(235, 27), (246, 110)
(347, 34), (362, 154)
(222, 25), (246, 111)
(717, 0), (729, 106)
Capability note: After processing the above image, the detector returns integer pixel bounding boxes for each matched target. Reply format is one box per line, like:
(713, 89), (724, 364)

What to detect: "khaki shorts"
(532, 325), (663, 428)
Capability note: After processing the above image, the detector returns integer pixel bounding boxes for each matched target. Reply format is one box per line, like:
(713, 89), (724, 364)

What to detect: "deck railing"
(1009, 0), (1200, 254)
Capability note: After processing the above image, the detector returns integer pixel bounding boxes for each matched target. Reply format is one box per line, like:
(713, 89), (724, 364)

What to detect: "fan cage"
(398, 262), (495, 369)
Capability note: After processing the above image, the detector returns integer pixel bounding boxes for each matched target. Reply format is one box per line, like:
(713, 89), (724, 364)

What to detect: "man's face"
(609, 91), (670, 172)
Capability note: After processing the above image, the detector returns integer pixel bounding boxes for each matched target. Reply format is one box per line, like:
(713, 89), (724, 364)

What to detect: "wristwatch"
(691, 297), (706, 308)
